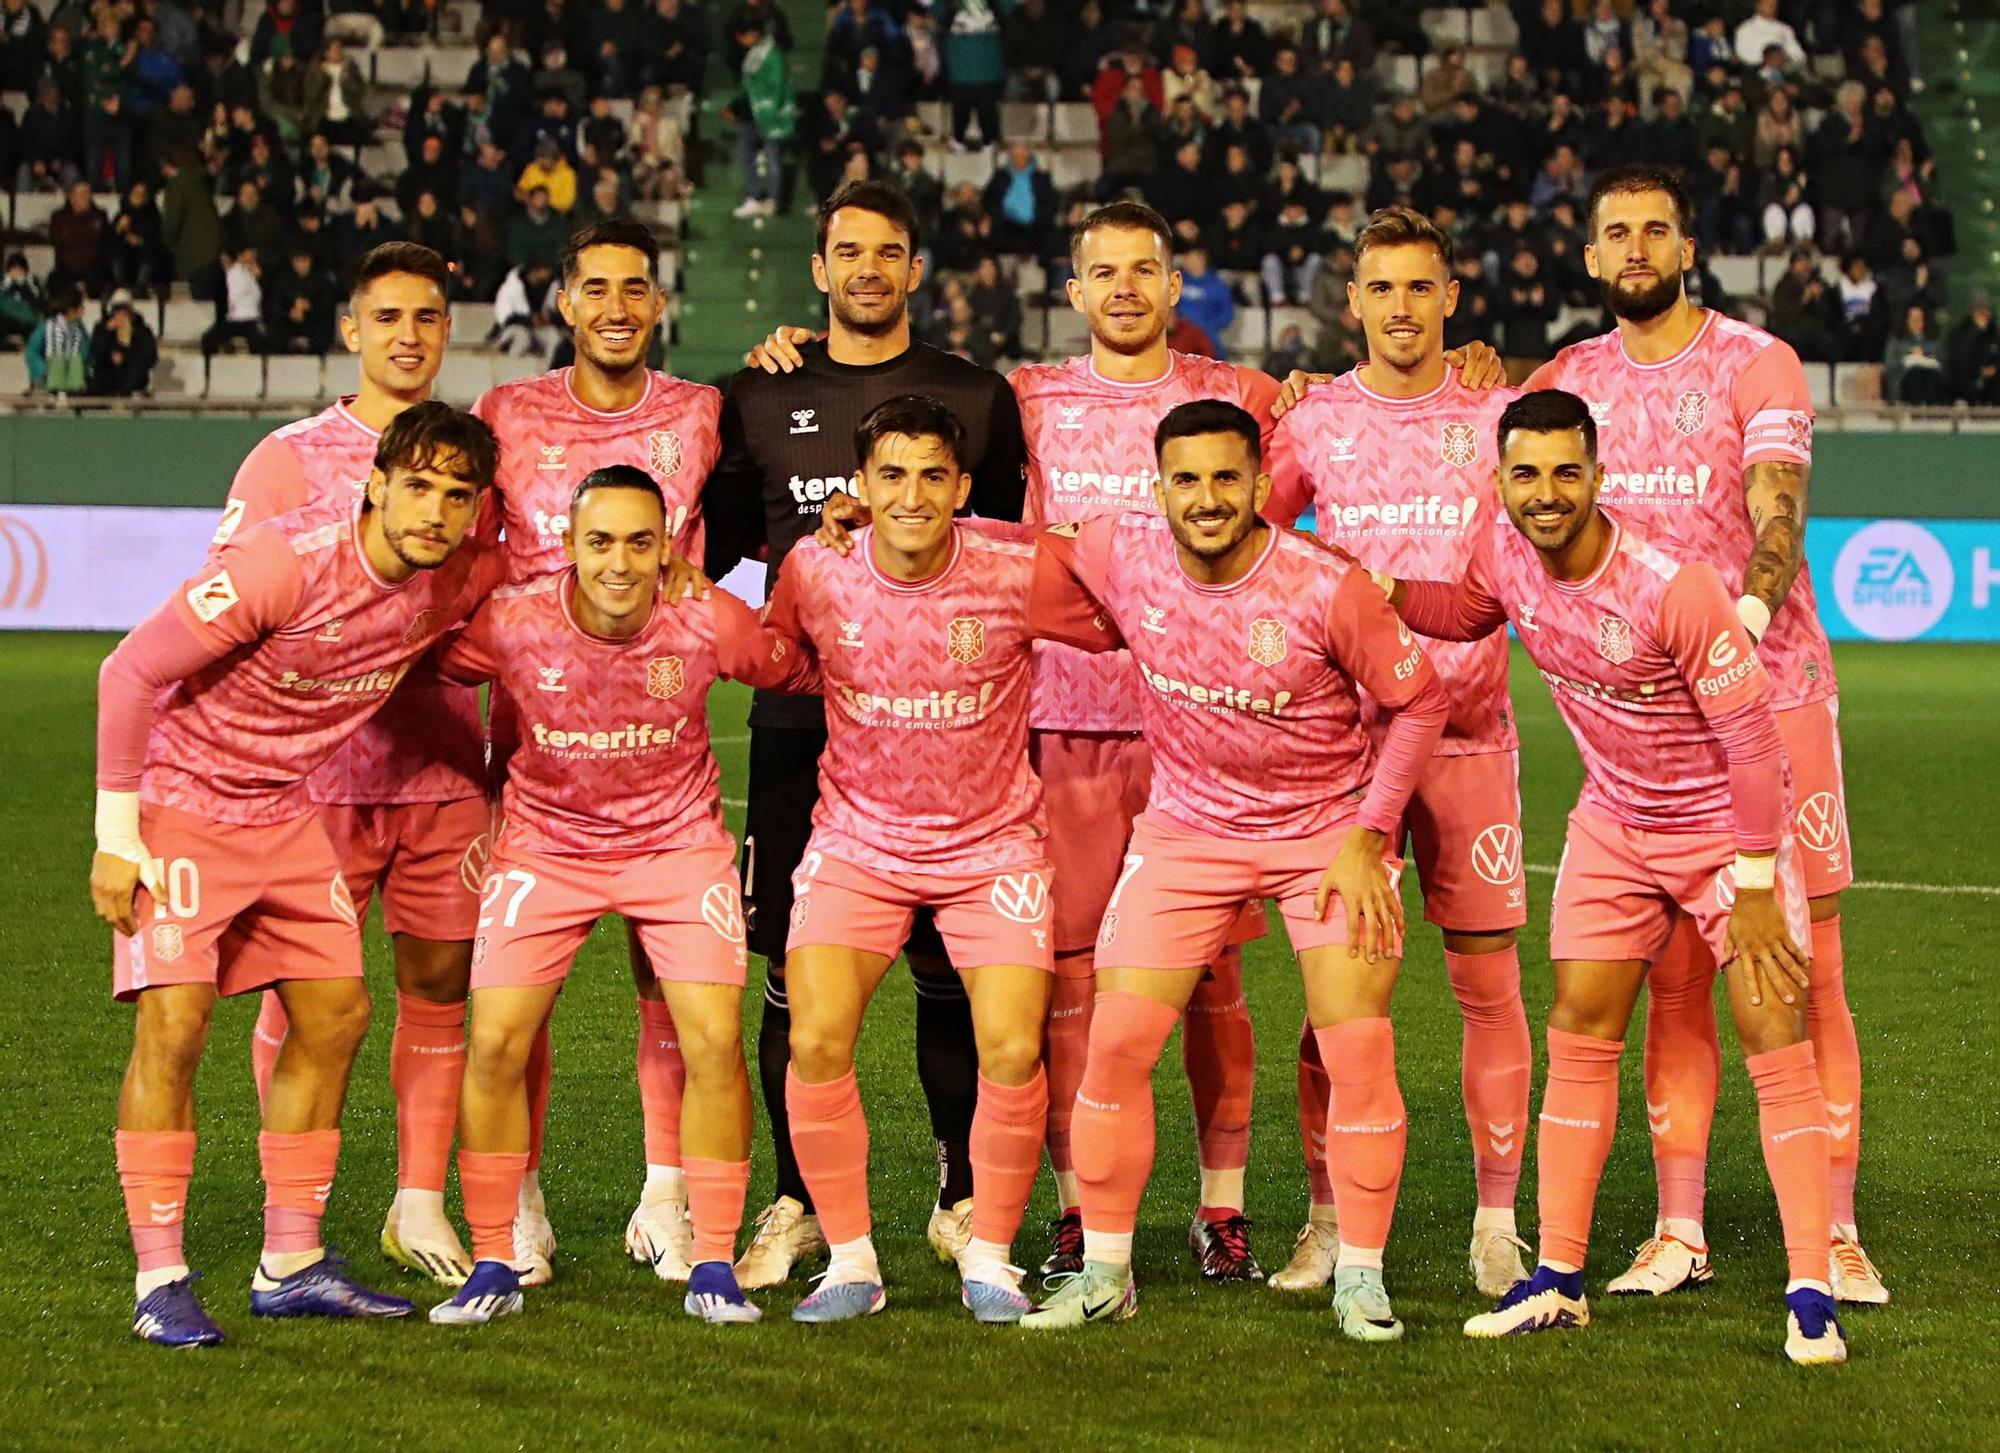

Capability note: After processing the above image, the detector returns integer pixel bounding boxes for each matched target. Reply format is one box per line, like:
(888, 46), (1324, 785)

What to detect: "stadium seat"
(150, 350), (195, 398)
(1422, 10), (1472, 49)
(1709, 255), (1762, 301)
(438, 0), (483, 36)
(1316, 154), (1369, 197)
(1014, 260), (1048, 297)
(369, 47), (431, 90)
(22, 243), (52, 275)
(1804, 362), (1835, 412)
(13, 191), (58, 234)
(659, 252), (681, 294)
(1051, 102), (1098, 147)
(1379, 55), (1421, 95)
(1833, 363), (1885, 407)
(359, 141), (407, 177)
(1268, 305), (1315, 343)
(436, 352), (497, 404)
(1000, 101), (1051, 145)
(204, 353), (264, 400)
(265, 353), (324, 400)
(1469, 7), (1520, 48)
(1221, 309), (1266, 359)
(454, 302), (497, 341)
(1047, 148), (1103, 190)
(1465, 51), (1507, 89)
(915, 100), (949, 137)
(159, 299), (211, 345)
(1239, 77), (1262, 113)
(0, 89), (24, 122)
(0, 353), (27, 395)
(941, 149), (991, 190)
(428, 47), (480, 84)
(492, 352), (544, 387)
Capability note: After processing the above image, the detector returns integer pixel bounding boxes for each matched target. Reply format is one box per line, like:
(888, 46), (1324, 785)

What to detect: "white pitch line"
(723, 796), (746, 808)
(712, 734), (750, 744)
(1523, 863), (2000, 898)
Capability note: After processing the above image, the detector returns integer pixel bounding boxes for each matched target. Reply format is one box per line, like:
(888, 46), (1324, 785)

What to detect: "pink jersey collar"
(555, 565), (662, 645)
(1548, 514), (1624, 595)
(562, 367), (659, 419)
(331, 395), (382, 439)
(1617, 309), (1714, 372)
(348, 499), (412, 592)
(1348, 369), (1453, 409)
(1085, 353), (1178, 390)
(861, 523), (963, 594)
(1179, 521), (1279, 595)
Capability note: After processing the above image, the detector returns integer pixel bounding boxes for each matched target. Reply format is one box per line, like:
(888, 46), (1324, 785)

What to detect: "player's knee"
(977, 1026), (1044, 1085)
(787, 1019), (854, 1081)
(293, 986), (373, 1059)
(132, 993), (214, 1078)
(395, 937), (471, 1002)
(467, 1016), (538, 1082)
(1548, 998), (1626, 1041)
(1732, 995), (1807, 1058)
(674, 1014), (743, 1083)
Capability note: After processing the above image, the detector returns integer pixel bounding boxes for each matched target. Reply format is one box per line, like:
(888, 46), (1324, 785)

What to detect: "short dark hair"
(1154, 399), (1261, 468)
(570, 463), (665, 517)
(1496, 389), (1597, 461)
(1353, 204), (1454, 270)
(1069, 200), (1175, 272)
(557, 216), (661, 286)
(373, 400), (500, 488)
(816, 179), (921, 257)
(1585, 163), (1696, 238)
(853, 394), (967, 475)
(348, 240), (450, 305)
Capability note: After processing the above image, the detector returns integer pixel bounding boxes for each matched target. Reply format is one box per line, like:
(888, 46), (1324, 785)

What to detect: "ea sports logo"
(0, 513), (48, 612)
(1470, 825), (1521, 887)
(991, 872), (1049, 925)
(1795, 792), (1845, 855)
(1833, 520), (1953, 641)
(701, 883), (745, 942)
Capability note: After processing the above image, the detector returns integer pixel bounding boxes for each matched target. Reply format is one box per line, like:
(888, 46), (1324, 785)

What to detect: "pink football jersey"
(218, 398), (487, 806)
(1012, 352), (1293, 733)
(1274, 370), (1519, 757)
(1528, 313), (1835, 708)
(1401, 512), (1784, 835)
(438, 574), (818, 855)
(762, 526), (1048, 874)
(130, 502), (501, 826)
(473, 367), (721, 582)
(1035, 515), (1441, 840)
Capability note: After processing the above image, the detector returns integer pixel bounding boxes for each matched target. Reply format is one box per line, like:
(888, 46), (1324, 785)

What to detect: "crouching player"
(761, 396), (1114, 1325)
(91, 402), (501, 1346)
(427, 467), (819, 1327)
(1380, 391), (1845, 1365)
(1021, 400), (1450, 1340)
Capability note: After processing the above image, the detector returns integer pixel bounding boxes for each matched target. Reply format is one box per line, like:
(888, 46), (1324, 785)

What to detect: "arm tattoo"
(1743, 461), (1809, 615)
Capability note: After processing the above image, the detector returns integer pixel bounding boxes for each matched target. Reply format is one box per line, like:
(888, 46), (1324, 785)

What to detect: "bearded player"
(427, 467), (819, 1328)
(1382, 390), (1846, 1365)
(1526, 165), (1882, 1303)
(1267, 207), (1532, 1298)
(472, 217), (724, 1287)
(1021, 401), (1450, 1341)
(222, 241), (488, 1285)
(92, 403), (501, 1346)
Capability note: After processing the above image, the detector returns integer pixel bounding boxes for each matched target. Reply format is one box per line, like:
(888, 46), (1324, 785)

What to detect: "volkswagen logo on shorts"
(990, 872), (1049, 924)
(701, 882), (745, 941)
(1795, 792), (1846, 856)
(1470, 824), (1522, 887)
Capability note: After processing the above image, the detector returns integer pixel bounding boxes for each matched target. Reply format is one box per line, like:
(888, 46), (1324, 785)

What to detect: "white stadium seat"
(436, 352), (497, 404)
(1422, 9), (1473, 48)
(150, 350), (196, 398)
(452, 302), (497, 342)
(492, 352), (545, 387)
(369, 47), (432, 91)
(1470, 6), (1520, 48)
(1708, 255), (1762, 301)
(0, 353), (27, 395)
(159, 299), (212, 345)
(13, 191), (58, 234)
(204, 353), (264, 400)
(1051, 102), (1099, 147)
(1046, 148), (1102, 190)
(265, 353), (325, 400)
(1000, 101), (1050, 144)
(1379, 55), (1421, 96)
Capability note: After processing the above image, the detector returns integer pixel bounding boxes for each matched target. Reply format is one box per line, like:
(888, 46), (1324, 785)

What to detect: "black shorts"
(740, 723), (946, 965)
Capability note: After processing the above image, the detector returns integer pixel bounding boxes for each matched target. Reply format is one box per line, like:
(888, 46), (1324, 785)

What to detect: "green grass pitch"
(5, 635), (1997, 1450)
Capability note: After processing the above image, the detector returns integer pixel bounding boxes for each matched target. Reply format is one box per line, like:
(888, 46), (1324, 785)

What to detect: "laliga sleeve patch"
(185, 569), (241, 623)
(211, 499), (246, 546)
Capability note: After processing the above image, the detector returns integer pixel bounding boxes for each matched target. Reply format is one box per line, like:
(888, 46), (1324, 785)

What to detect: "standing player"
(1526, 165), (1883, 1302)
(699, 180), (1028, 1288)
(222, 241), (489, 1285)
(426, 467), (819, 1328)
(1268, 208), (1533, 1297)
(472, 217), (725, 1287)
(1020, 401), (1451, 1341)
(758, 397), (1110, 1324)
(91, 403), (501, 1346)
(1383, 390), (1846, 1366)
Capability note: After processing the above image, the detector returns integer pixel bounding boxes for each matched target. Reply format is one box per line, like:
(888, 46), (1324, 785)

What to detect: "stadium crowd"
(0, 0), (1987, 406)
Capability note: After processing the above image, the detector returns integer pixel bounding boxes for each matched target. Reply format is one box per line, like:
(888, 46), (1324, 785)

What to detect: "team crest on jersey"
(1785, 411), (1814, 454)
(1247, 617), (1287, 667)
(1098, 912), (1119, 946)
(401, 608), (442, 646)
(151, 923), (185, 963)
(946, 616), (986, 664)
(1672, 391), (1708, 436)
(1056, 405), (1086, 431)
(648, 430), (683, 477)
(1440, 422), (1478, 467)
(1597, 616), (1633, 664)
(646, 656), (686, 699)
(538, 445), (567, 471)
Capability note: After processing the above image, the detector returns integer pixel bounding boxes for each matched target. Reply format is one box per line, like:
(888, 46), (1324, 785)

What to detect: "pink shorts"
(319, 796), (492, 940)
(1777, 699), (1852, 899)
(1549, 808), (1813, 966)
(786, 850), (1056, 972)
(112, 805), (362, 1002)
(471, 839), (748, 990)
(1399, 750), (1528, 933)
(1032, 729), (1265, 973)
(1095, 811), (1405, 970)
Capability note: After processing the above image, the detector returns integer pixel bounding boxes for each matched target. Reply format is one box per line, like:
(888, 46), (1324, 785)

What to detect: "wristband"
(1732, 853), (1776, 892)
(95, 789), (161, 894)
(1367, 568), (1395, 599)
(1735, 594), (1772, 643)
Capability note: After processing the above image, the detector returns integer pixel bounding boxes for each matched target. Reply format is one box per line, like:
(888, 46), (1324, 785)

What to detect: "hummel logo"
(1647, 1099), (1673, 1136)
(312, 1180), (334, 1204)
(1517, 603), (1539, 632)
(1140, 604), (1167, 634)
(789, 409), (818, 435)
(148, 1199), (182, 1224)
(1486, 1121), (1517, 1157)
(537, 666), (567, 692)
(1328, 436), (1357, 462)
(838, 620), (863, 647)
(1056, 405), (1086, 431)
(537, 445), (567, 471)
(315, 618), (345, 642)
